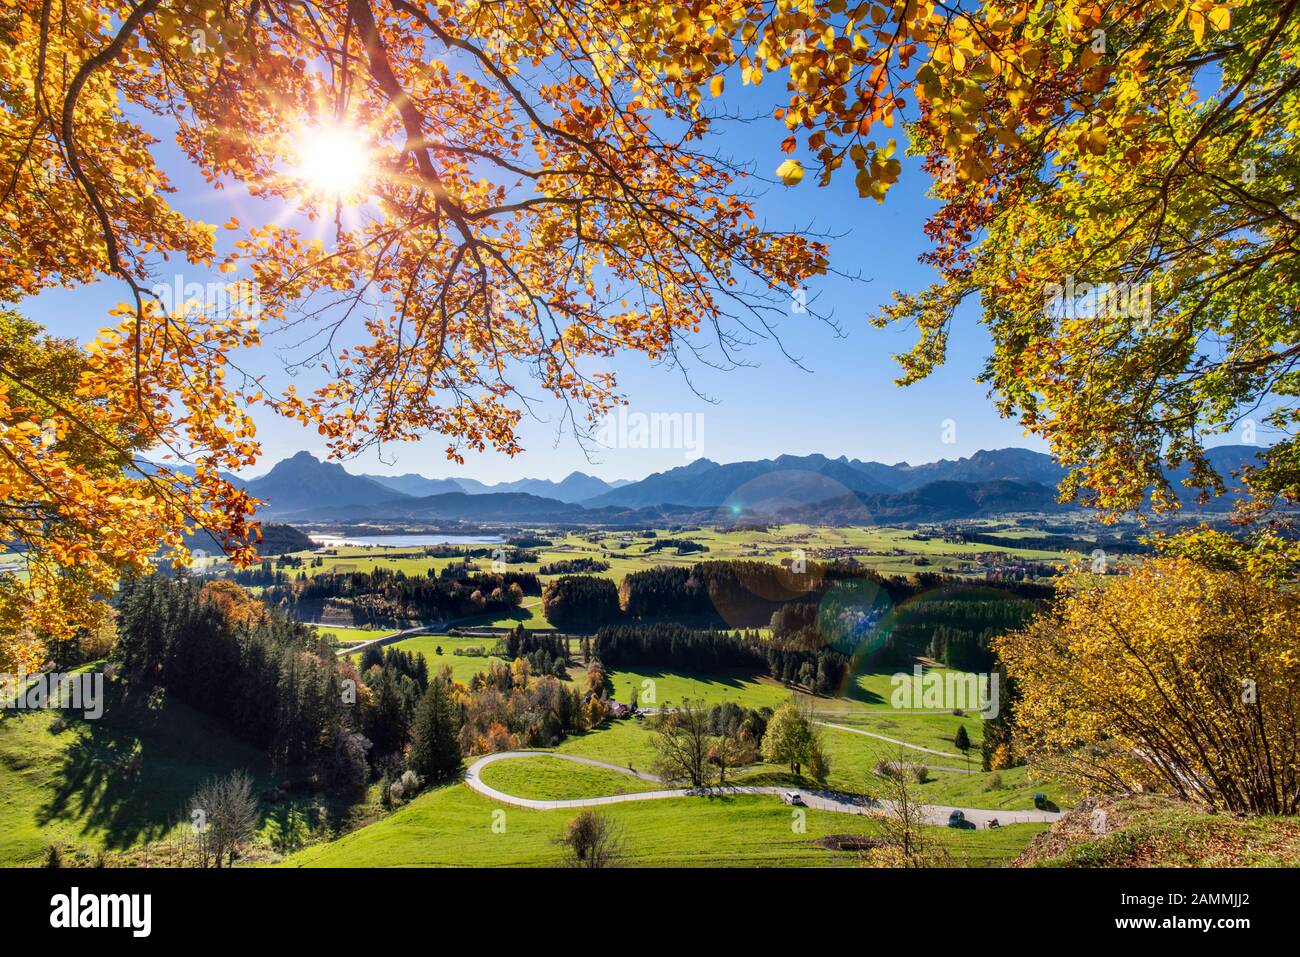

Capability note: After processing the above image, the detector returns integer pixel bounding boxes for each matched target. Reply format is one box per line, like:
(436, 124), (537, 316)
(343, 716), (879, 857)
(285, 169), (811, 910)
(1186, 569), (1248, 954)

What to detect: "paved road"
(463, 751), (1059, 827)
(331, 600), (542, 657)
(813, 721), (963, 758)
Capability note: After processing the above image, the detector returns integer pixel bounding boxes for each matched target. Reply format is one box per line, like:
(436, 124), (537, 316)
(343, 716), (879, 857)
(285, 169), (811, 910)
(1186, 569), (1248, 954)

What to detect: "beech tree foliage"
(0, 0), (1284, 666)
(872, 0), (1294, 521)
(997, 557), (1300, 815)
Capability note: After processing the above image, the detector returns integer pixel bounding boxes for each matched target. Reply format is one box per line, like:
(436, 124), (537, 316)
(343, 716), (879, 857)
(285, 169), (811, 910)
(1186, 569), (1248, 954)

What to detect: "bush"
(983, 772), (1005, 792)
(560, 810), (625, 868)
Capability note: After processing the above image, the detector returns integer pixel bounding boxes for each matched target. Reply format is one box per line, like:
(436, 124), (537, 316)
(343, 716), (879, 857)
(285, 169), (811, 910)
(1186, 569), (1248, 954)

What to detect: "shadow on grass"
(34, 696), (250, 847)
(611, 666), (767, 696)
(35, 693), (275, 851)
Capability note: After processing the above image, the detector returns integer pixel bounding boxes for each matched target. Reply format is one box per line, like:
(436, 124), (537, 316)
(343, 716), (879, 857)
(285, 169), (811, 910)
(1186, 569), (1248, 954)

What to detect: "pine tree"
(954, 725), (971, 752)
(408, 679), (463, 782)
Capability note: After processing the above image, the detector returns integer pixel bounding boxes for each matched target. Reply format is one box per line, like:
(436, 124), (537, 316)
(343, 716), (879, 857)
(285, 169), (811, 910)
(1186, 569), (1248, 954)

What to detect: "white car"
(783, 791), (805, 806)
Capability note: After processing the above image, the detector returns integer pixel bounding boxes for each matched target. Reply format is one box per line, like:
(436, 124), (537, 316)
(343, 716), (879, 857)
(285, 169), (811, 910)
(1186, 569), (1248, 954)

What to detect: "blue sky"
(23, 72), (1043, 484)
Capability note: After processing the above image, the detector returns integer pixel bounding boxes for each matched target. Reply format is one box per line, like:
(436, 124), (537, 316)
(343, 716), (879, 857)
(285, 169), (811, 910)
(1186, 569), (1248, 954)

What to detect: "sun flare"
(293, 125), (372, 200)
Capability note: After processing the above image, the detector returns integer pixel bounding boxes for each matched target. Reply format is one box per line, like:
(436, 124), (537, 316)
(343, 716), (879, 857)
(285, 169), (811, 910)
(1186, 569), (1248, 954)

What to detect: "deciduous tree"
(652, 698), (715, 788)
(996, 557), (1300, 815)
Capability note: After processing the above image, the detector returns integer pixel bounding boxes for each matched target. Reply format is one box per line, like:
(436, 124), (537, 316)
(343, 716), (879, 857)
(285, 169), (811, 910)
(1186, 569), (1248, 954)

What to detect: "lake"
(310, 533), (505, 548)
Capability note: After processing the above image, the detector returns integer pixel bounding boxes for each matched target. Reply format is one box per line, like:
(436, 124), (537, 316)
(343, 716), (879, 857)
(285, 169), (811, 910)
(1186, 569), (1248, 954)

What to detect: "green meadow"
(284, 781), (1045, 868)
(477, 755), (661, 800)
(214, 522), (1077, 602)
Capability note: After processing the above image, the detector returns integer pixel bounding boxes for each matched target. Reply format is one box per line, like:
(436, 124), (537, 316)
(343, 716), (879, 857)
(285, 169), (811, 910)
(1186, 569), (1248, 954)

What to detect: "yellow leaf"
(776, 159), (805, 186)
(1207, 6), (1231, 31)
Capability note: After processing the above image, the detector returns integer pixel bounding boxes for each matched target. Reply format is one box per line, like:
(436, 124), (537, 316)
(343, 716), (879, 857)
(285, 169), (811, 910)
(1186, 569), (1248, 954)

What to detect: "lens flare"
(294, 125), (371, 200)
(816, 577), (894, 659)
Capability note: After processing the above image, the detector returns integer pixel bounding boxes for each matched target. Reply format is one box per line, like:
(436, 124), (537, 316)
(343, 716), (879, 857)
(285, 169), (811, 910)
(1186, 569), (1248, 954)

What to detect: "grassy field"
(477, 756), (661, 800)
(312, 625), (390, 646)
(284, 781), (1046, 867)
(0, 672), (381, 867)
(199, 522), (1077, 606)
(603, 666), (793, 711)
(1, 520), (1077, 867)
(351, 622), (1061, 816)
(550, 714), (1058, 811)
(0, 696), (272, 865)
(345, 634), (507, 685)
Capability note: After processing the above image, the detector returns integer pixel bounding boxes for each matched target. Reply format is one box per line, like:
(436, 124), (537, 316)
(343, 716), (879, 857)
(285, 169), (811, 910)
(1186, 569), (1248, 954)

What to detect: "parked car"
(947, 809), (966, 827)
(783, 791), (804, 807)
(1033, 793), (1048, 810)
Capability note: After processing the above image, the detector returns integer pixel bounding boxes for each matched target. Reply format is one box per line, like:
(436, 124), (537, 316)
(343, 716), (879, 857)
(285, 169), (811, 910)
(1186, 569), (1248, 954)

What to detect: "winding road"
(331, 600), (544, 657)
(464, 751), (1060, 828)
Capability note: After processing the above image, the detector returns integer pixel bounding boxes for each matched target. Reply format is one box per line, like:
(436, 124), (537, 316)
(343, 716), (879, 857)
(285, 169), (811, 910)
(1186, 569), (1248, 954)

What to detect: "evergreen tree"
(954, 725), (971, 753)
(409, 679), (463, 783)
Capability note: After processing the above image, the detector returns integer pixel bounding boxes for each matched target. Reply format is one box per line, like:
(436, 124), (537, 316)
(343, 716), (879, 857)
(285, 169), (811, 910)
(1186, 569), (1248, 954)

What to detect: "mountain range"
(362, 470), (627, 503)
(236, 446), (1267, 525)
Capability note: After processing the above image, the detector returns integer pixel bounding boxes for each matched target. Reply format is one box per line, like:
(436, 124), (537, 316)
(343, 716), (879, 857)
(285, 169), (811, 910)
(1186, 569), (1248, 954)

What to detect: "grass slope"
(284, 781), (1044, 868)
(0, 699), (270, 866)
(1017, 795), (1300, 867)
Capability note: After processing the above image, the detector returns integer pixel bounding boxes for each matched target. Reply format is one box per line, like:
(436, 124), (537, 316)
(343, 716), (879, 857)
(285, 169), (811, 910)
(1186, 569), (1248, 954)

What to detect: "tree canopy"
(2, 0), (1289, 666)
(873, 0), (1295, 519)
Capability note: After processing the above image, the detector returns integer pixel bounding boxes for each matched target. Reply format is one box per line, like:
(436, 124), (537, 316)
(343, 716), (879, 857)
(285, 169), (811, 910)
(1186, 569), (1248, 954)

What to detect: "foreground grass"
(0, 682), (376, 867)
(0, 698), (270, 866)
(1019, 795), (1300, 867)
(284, 781), (1044, 867)
(478, 756), (660, 800)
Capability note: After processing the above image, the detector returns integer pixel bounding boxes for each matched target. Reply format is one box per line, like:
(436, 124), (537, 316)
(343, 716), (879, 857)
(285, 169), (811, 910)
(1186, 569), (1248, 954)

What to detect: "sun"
(293, 125), (372, 200)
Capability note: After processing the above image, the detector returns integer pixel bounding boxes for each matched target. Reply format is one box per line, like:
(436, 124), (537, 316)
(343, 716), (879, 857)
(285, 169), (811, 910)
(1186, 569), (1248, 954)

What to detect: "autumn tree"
(864, 747), (951, 868)
(870, 0), (1295, 529)
(708, 728), (746, 786)
(4, 0), (841, 666)
(761, 698), (821, 777)
(0, 310), (257, 672)
(651, 698), (716, 788)
(996, 557), (1300, 815)
(4, 0), (1283, 678)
